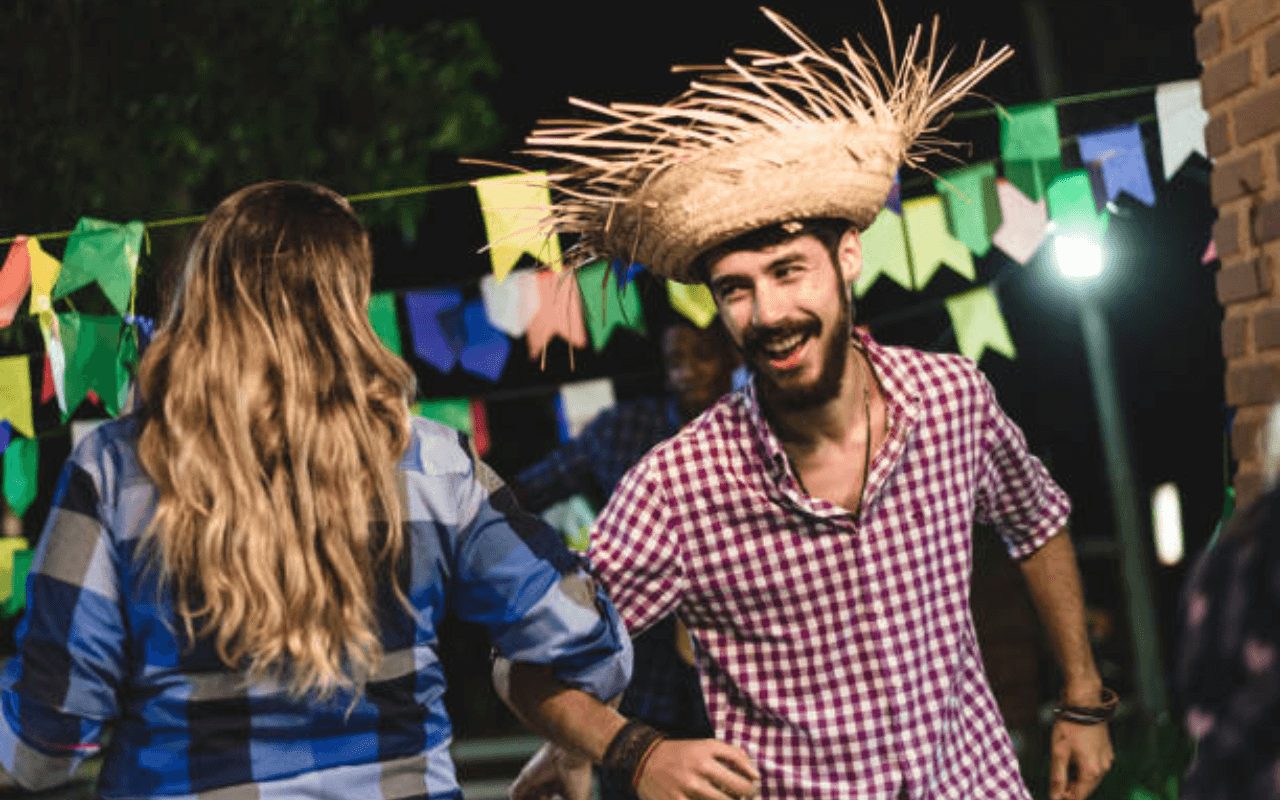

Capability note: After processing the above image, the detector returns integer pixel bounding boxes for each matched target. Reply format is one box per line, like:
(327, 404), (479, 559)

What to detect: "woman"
(0, 181), (636, 798)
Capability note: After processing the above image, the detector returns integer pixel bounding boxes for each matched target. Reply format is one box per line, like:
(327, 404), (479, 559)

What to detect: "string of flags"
(0, 79), (1214, 519)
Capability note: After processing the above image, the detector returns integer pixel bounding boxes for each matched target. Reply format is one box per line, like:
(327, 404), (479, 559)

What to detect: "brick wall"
(1197, 0), (1280, 504)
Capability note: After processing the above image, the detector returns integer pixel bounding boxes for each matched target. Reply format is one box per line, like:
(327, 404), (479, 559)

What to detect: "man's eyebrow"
(766, 252), (806, 270)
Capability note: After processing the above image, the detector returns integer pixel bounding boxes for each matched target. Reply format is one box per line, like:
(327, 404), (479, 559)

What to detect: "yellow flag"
(903, 196), (975, 289)
(945, 287), (1016, 363)
(474, 172), (563, 281)
(666, 280), (717, 329)
(0, 355), (33, 438)
(26, 238), (61, 317)
(856, 209), (912, 297)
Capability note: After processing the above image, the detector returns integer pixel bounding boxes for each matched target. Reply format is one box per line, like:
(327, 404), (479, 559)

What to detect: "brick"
(1257, 308), (1280, 351)
(1202, 49), (1254, 106)
(1269, 30), (1280, 75)
(1235, 469), (1263, 508)
(1232, 412), (1264, 461)
(1206, 113), (1232, 158)
(1223, 315), (1249, 357)
(1196, 14), (1224, 60)
(1211, 149), (1265, 203)
(1227, 360), (1280, 405)
(1215, 211), (1242, 258)
(1217, 258), (1269, 302)
(1234, 86), (1280, 144)
(1256, 199), (1280, 244)
(1230, 0), (1280, 41)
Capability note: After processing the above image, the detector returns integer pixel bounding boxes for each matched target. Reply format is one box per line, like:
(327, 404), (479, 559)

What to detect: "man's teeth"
(762, 333), (805, 356)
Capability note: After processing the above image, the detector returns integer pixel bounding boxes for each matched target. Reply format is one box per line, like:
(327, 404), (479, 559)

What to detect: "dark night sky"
(383, 0), (1219, 686)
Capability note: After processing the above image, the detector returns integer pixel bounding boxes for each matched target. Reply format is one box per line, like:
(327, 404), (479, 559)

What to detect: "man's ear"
(837, 228), (863, 286)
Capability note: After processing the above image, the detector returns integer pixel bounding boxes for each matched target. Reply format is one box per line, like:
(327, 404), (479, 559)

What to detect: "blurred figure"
(510, 318), (739, 800)
(1178, 403), (1280, 799)
(0, 181), (649, 798)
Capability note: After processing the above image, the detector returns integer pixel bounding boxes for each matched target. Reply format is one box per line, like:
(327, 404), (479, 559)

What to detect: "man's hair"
(694, 218), (854, 283)
(136, 181), (417, 700)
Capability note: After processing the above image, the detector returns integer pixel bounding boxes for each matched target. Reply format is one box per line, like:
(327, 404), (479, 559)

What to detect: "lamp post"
(1054, 234), (1168, 718)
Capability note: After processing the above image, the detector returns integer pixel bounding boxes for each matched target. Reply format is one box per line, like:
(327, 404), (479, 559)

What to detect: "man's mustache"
(741, 319), (821, 357)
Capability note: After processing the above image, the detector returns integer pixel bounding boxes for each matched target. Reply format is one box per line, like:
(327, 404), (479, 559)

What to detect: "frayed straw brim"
(519, 3), (1013, 282)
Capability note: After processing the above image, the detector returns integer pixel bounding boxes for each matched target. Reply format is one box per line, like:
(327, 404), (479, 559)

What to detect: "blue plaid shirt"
(512, 397), (710, 738)
(0, 416), (631, 799)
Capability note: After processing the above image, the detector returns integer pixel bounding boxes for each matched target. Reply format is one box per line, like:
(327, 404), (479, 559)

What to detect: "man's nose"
(752, 291), (786, 328)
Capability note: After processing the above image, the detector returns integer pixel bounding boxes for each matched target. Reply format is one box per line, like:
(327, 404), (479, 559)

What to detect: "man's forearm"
(1018, 528), (1103, 703)
(493, 657), (627, 764)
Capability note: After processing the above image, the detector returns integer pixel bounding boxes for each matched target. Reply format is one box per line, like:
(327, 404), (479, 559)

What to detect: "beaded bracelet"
(1052, 687), (1119, 725)
(602, 720), (667, 789)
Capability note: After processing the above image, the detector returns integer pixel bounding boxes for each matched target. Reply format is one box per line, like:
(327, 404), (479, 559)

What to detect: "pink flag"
(0, 238), (32, 328)
(526, 271), (587, 359)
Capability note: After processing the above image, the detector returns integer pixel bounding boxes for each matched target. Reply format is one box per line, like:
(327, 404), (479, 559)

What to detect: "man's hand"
(510, 742), (592, 800)
(1048, 721), (1113, 800)
(634, 739), (760, 800)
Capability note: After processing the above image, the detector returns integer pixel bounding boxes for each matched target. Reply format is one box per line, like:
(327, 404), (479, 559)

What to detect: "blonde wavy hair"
(136, 181), (417, 699)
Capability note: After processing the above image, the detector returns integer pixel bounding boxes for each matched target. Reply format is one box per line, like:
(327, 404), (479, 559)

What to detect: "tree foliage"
(1, 0), (501, 240)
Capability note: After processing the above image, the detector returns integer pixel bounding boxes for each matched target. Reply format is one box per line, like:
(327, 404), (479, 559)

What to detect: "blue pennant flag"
(404, 289), (465, 374)
(1077, 124), (1155, 207)
(459, 299), (511, 382)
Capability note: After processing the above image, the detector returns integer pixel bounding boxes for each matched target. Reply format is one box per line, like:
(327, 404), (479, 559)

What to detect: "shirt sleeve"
(0, 436), (125, 791)
(972, 372), (1072, 561)
(509, 410), (610, 513)
(587, 459), (685, 636)
(447, 442), (632, 701)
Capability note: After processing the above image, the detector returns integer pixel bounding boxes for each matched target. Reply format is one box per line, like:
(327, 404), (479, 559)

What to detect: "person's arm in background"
(508, 410), (613, 513)
(972, 370), (1113, 800)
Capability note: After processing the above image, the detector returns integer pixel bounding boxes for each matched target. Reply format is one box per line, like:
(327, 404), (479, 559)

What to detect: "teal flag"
(57, 313), (129, 418)
(368, 292), (403, 356)
(936, 164), (1000, 257)
(2, 436), (39, 518)
(575, 260), (646, 352)
(1047, 170), (1110, 243)
(1000, 103), (1064, 201)
(53, 218), (145, 316)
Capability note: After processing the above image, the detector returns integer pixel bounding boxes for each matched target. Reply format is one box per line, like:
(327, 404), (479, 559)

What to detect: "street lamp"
(1053, 230), (1168, 718)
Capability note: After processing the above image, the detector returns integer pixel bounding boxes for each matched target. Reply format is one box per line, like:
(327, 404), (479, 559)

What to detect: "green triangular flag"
(57, 313), (127, 418)
(2, 436), (39, 518)
(1003, 158), (1065, 202)
(368, 292), (403, 356)
(903, 196), (975, 289)
(1000, 103), (1064, 201)
(856, 209), (913, 297)
(1047, 170), (1110, 243)
(575, 261), (646, 352)
(945, 287), (1016, 363)
(53, 218), (145, 317)
(936, 164), (1001, 257)
(415, 398), (473, 436)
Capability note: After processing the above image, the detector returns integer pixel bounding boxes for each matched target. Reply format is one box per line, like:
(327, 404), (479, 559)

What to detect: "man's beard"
(744, 294), (852, 411)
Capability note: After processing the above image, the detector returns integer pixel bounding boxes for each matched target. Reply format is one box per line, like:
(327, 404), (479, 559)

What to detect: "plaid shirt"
(512, 397), (711, 736)
(590, 331), (1070, 799)
(0, 416), (631, 799)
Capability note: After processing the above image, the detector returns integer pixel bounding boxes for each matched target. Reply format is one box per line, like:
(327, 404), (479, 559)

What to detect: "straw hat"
(520, 3), (1012, 282)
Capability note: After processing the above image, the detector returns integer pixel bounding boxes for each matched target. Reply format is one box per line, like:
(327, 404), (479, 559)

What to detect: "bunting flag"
(0, 536), (29, 606)
(1155, 80), (1209, 179)
(902, 196), (974, 288)
(576, 260), (646, 352)
(1047, 170), (1110, 243)
(0, 239), (32, 328)
(1077, 124), (1156, 206)
(541, 494), (596, 552)
(612, 260), (646, 289)
(41, 315), (68, 414)
(991, 179), (1050, 265)
(480, 271), (541, 337)
(0, 422), (9, 457)
(666, 280), (718, 328)
(526, 271), (587, 358)
(53, 218), (145, 316)
(1000, 102), (1064, 201)
(458, 299), (511, 382)
(855, 208), (912, 297)
(404, 289), (466, 374)
(946, 286), (1017, 363)
(27, 238), (61, 318)
(0, 356), (34, 439)
(474, 171), (563, 280)
(557, 378), (615, 441)
(415, 397), (473, 436)
(885, 172), (903, 214)
(2, 436), (39, 518)
(57, 314), (131, 418)
(935, 164), (1001, 258)
(1201, 240), (1218, 265)
(367, 292), (403, 356)
(470, 399), (490, 457)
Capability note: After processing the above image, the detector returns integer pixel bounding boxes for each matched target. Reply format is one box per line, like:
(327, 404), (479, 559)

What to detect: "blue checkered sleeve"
(0, 435), (125, 791)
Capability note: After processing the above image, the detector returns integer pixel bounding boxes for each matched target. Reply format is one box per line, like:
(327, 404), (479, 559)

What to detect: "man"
(511, 319), (738, 800)
(509, 7), (1115, 799)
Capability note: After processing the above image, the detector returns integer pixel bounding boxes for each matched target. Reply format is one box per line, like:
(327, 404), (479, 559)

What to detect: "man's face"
(706, 231), (861, 409)
(662, 324), (736, 419)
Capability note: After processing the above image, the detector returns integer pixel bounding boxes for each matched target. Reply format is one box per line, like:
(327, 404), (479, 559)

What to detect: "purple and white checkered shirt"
(589, 331), (1070, 799)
